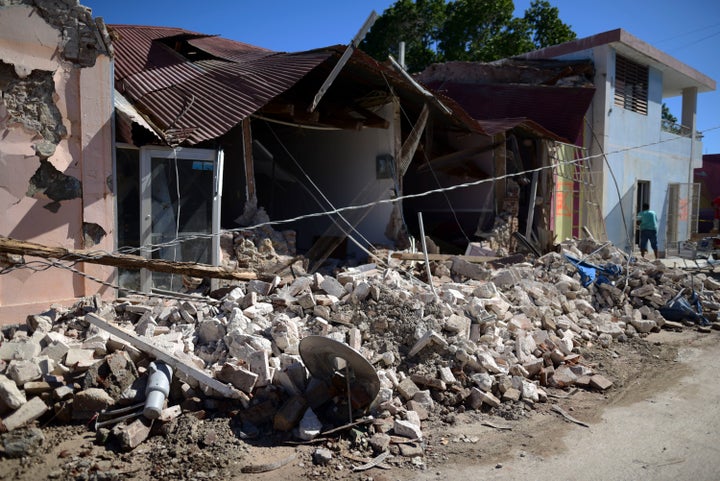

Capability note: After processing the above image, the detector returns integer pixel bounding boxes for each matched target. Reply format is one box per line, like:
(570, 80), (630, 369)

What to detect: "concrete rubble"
(1, 235), (719, 466)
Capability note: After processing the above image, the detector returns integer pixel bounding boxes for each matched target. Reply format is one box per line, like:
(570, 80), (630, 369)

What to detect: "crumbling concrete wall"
(0, 0), (114, 324)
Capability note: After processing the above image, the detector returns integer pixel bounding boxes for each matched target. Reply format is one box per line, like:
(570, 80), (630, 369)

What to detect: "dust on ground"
(1, 328), (710, 481)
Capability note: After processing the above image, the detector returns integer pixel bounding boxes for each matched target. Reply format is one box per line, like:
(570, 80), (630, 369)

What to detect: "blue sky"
(83, 0), (720, 154)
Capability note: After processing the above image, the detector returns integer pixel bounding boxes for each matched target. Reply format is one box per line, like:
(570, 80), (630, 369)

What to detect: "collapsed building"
(1, 2), (720, 478)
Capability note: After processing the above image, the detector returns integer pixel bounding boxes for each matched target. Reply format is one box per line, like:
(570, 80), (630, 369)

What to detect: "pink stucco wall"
(0, 4), (115, 325)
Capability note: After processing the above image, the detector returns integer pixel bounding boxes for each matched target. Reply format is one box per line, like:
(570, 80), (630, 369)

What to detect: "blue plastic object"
(564, 254), (622, 287)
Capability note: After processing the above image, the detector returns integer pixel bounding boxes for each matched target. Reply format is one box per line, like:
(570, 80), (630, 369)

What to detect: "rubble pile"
(0, 237), (719, 466)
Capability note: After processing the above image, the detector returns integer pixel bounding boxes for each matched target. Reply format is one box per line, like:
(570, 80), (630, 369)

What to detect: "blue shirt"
(637, 210), (658, 231)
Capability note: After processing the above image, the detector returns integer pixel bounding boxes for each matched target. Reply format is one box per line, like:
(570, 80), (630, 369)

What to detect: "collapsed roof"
(109, 25), (485, 147)
(416, 59), (596, 144)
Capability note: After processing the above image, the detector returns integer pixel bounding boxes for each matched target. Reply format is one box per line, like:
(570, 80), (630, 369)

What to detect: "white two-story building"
(522, 29), (716, 256)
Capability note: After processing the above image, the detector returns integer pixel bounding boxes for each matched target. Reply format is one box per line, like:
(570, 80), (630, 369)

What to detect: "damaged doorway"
(116, 145), (223, 293)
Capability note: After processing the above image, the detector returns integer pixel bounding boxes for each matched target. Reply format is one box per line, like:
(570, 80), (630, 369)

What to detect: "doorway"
(635, 180), (650, 248)
(116, 145), (223, 293)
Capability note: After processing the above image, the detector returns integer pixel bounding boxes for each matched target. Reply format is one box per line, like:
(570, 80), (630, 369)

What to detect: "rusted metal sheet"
(110, 25), (334, 145)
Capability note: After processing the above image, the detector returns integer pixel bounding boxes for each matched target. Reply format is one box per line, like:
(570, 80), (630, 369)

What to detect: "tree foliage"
(360, 0), (576, 72)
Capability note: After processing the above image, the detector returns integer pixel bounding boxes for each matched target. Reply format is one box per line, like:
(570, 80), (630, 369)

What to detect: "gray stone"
(2, 397), (48, 431)
(468, 387), (501, 409)
(72, 388), (114, 421)
(0, 340), (41, 361)
(397, 378), (420, 401)
(394, 418), (423, 439)
(319, 276), (346, 298)
(1, 426), (45, 458)
(0, 375), (26, 409)
(313, 447), (333, 465)
(6, 360), (42, 386)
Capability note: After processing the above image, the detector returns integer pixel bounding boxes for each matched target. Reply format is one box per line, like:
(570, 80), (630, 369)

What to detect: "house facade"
(521, 29), (716, 256)
(0, 1), (114, 324)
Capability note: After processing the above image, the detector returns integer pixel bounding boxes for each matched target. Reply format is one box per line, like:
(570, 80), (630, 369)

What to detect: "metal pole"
(417, 212), (438, 300)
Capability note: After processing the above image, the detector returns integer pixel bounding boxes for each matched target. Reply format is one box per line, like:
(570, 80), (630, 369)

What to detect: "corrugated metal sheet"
(110, 25), (335, 145)
(110, 24), (488, 146)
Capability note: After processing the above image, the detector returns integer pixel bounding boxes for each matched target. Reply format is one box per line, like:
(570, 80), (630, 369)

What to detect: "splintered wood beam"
(86, 313), (247, 402)
(399, 103), (429, 175)
(0, 236), (257, 281)
(390, 252), (499, 263)
(309, 11), (378, 112)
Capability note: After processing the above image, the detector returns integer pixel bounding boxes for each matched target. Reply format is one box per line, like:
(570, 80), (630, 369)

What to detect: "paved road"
(431, 333), (720, 481)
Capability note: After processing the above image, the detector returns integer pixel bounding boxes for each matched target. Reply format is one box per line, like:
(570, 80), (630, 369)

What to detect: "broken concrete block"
(6, 360), (42, 386)
(397, 378), (420, 401)
(348, 328), (362, 351)
(408, 330), (447, 357)
(412, 390), (435, 411)
(548, 365), (578, 388)
(501, 387), (522, 402)
(369, 433), (391, 452)
(0, 340), (41, 361)
(243, 302), (274, 320)
(491, 269), (519, 288)
(23, 381), (52, 397)
(64, 348), (97, 370)
(313, 447), (333, 465)
(217, 363), (258, 394)
(319, 276), (346, 298)
(394, 418), (423, 440)
(1, 396), (48, 431)
(113, 416), (153, 451)
(589, 374), (613, 390)
(521, 380), (540, 402)
(351, 282), (371, 302)
(247, 279), (274, 297)
(468, 387), (501, 409)
(270, 317), (300, 354)
(411, 373), (446, 391)
(470, 372), (493, 392)
(0, 375), (26, 409)
(444, 314), (471, 338)
(297, 292), (316, 310)
(72, 388), (115, 421)
(53, 385), (74, 402)
(197, 319), (226, 344)
(438, 366), (457, 385)
(630, 318), (657, 334)
(26, 314), (53, 334)
(247, 350), (272, 387)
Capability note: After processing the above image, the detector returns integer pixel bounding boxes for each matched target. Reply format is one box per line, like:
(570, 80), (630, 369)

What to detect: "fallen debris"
(0, 236), (718, 475)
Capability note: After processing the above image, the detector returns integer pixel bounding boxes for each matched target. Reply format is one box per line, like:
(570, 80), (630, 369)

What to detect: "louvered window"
(614, 55), (648, 115)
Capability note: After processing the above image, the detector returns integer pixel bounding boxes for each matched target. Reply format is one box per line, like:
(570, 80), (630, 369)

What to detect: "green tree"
(360, 0), (576, 72)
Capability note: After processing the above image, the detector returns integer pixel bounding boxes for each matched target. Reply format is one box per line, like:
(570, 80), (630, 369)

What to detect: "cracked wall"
(0, 0), (114, 324)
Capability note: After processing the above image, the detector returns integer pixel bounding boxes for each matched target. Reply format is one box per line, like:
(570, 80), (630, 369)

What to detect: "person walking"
(637, 203), (659, 259)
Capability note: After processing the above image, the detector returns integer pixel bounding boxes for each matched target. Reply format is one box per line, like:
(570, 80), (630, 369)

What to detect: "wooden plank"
(390, 252), (499, 263)
(0, 236), (256, 281)
(398, 104), (428, 175)
(309, 11), (378, 112)
(86, 313), (247, 402)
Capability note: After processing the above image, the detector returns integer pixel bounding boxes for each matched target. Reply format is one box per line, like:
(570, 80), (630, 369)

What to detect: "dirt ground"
(0, 328), (715, 481)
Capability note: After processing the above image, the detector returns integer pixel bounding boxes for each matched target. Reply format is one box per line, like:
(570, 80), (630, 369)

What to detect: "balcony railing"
(661, 120), (702, 139)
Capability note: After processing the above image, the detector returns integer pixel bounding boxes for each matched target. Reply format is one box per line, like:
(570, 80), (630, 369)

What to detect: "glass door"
(139, 147), (223, 292)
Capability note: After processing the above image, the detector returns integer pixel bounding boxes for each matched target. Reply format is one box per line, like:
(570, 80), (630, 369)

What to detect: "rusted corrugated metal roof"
(110, 25), (336, 145)
(110, 25), (487, 146)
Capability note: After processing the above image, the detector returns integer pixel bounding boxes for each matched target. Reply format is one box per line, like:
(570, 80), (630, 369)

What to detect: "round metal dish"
(299, 335), (380, 406)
